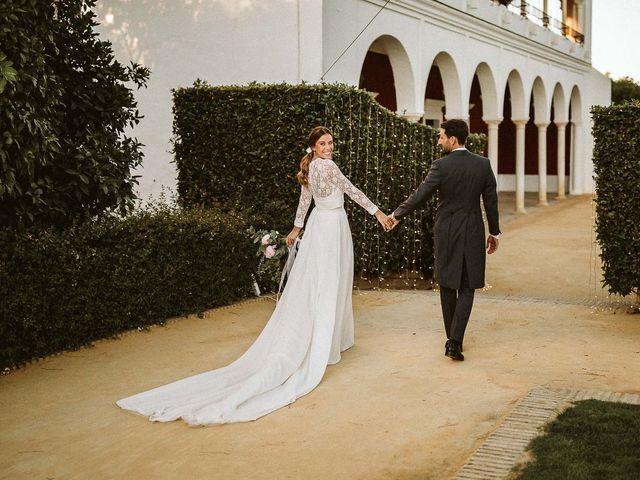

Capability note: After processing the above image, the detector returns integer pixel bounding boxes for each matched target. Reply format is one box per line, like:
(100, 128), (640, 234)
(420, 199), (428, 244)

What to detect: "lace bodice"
(294, 158), (378, 227)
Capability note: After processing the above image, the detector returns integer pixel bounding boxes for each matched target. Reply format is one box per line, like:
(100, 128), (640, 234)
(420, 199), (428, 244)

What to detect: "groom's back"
(436, 150), (492, 214)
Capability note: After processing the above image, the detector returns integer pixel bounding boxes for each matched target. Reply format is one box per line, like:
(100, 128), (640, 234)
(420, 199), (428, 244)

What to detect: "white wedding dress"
(117, 158), (379, 425)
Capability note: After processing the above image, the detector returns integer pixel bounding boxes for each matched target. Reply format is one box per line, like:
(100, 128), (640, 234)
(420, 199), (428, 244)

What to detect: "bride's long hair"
(297, 126), (332, 186)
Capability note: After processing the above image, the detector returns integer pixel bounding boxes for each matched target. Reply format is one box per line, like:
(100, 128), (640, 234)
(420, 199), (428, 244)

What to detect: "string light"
(320, 90), (439, 292)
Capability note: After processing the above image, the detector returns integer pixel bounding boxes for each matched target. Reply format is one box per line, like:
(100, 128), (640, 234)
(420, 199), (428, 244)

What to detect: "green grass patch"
(514, 399), (640, 480)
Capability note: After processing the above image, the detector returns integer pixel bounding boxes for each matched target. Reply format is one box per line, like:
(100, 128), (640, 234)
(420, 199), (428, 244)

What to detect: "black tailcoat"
(393, 149), (500, 290)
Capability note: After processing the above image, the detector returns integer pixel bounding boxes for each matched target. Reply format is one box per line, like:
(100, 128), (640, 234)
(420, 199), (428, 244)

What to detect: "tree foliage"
(0, 0), (149, 230)
(611, 76), (640, 104)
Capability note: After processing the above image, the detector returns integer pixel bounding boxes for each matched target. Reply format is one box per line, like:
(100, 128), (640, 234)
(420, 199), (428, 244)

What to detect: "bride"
(117, 126), (391, 425)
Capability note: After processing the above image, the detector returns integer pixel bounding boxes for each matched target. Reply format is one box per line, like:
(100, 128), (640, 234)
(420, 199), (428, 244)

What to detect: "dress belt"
(315, 202), (344, 210)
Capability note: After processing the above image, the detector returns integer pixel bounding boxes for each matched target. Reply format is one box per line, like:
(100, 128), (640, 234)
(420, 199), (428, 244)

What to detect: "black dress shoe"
(445, 340), (464, 361)
(445, 339), (463, 353)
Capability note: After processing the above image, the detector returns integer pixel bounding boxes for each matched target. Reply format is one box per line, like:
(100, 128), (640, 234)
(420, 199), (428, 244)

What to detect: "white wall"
(583, 65), (613, 192)
(95, 0), (322, 200)
(95, 0), (608, 198)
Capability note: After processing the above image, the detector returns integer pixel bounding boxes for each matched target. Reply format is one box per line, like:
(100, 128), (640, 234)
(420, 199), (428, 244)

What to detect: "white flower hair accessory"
(305, 147), (312, 154)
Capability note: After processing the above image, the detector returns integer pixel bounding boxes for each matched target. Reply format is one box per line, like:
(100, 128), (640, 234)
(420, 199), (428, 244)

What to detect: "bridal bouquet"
(248, 228), (289, 294)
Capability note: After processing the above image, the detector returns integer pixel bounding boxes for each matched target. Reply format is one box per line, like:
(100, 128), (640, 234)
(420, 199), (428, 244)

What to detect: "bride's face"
(313, 134), (334, 159)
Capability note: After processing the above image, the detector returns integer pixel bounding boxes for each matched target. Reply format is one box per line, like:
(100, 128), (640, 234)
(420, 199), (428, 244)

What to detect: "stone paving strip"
(412, 289), (635, 309)
(453, 387), (640, 480)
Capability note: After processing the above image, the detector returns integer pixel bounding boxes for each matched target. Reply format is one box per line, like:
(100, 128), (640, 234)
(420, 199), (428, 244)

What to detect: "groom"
(387, 119), (500, 361)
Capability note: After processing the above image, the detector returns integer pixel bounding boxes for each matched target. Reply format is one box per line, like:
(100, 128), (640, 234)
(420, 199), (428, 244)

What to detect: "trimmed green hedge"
(0, 205), (254, 368)
(173, 82), (486, 279)
(591, 101), (640, 296)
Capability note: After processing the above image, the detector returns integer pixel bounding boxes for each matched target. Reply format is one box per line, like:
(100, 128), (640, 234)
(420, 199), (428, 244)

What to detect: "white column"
(400, 113), (424, 123)
(555, 121), (567, 199)
(484, 118), (501, 178)
(514, 119), (527, 213)
(444, 113), (469, 124)
(571, 121), (583, 194)
(536, 122), (549, 206)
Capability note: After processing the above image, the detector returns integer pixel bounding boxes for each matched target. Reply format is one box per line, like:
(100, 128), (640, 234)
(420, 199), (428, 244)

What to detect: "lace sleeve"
(327, 161), (378, 214)
(294, 185), (312, 227)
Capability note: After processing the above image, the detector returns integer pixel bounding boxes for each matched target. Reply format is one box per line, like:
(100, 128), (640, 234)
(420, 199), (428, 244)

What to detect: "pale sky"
(591, 0), (640, 81)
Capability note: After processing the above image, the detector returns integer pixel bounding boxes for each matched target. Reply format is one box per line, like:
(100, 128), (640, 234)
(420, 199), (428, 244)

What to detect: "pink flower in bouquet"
(261, 234), (271, 245)
(265, 245), (277, 258)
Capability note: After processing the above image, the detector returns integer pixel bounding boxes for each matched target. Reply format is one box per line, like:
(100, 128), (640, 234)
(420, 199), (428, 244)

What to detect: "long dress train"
(116, 158), (378, 425)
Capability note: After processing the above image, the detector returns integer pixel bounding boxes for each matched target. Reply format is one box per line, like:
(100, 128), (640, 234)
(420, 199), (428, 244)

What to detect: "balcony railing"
(493, 0), (584, 44)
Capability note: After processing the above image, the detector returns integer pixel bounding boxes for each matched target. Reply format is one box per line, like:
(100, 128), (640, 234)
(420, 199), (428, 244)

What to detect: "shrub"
(611, 76), (640, 104)
(591, 101), (640, 296)
(0, 205), (255, 368)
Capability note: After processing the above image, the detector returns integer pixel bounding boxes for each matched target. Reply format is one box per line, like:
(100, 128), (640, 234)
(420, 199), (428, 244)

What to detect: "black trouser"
(439, 259), (475, 344)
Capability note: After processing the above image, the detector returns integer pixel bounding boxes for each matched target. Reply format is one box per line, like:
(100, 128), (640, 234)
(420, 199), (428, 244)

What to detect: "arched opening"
(423, 52), (464, 126)
(527, 77), (551, 204)
(569, 85), (583, 193)
(525, 77), (549, 178)
(423, 65), (445, 127)
(498, 70), (526, 181)
(548, 83), (568, 194)
(469, 73), (487, 146)
(359, 39), (397, 111)
(358, 35), (415, 114)
(547, 103), (559, 180)
(499, 70), (527, 211)
(499, 84), (515, 177)
(474, 62), (499, 121)
(566, 111), (572, 173)
(525, 95), (538, 176)
(472, 62), (500, 176)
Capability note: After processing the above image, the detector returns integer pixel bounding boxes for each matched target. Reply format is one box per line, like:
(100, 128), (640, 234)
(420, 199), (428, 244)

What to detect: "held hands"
(375, 210), (400, 232)
(375, 210), (391, 231)
(487, 235), (499, 254)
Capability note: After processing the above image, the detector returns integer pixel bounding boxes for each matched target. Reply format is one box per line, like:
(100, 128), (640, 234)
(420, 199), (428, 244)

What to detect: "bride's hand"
(375, 210), (392, 231)
(286, 227), (301, 247)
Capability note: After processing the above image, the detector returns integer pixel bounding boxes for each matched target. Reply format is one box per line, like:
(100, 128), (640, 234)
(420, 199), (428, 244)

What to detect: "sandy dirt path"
(1, 194), (638, 480)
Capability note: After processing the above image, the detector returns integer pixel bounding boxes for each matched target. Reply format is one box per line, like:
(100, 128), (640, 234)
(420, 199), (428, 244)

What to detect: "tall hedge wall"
(173, 82), (486, 280)
(0, 206), (254, 368)
(591, 101), (640, 296)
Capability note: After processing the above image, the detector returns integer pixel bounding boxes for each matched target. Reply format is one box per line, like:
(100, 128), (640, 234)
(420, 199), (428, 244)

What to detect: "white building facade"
(96, 0), (610, 212)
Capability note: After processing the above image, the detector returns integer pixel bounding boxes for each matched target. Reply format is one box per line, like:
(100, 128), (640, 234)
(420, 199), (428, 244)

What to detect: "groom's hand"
(383, 217), (395, 231)
(387, 215), (400, 231)
(487, 235), (499, 254)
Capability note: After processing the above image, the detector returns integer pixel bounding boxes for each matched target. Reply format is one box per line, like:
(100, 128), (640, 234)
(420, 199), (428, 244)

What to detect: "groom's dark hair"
(441, 119), (469, 145)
